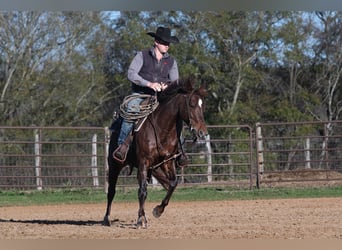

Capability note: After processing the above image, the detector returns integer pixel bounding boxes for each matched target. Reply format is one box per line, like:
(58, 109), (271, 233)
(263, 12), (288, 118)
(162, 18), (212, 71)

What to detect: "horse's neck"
(153, 95), (181, 130)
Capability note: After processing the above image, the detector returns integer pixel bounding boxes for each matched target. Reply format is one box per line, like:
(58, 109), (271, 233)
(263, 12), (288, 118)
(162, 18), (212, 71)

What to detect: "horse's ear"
(183, 76), (195, 92)
(198, 84), (208, 98)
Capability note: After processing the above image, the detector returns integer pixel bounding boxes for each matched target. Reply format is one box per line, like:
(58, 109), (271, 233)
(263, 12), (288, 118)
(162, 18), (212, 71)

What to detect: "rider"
(114, 26), (187, 167)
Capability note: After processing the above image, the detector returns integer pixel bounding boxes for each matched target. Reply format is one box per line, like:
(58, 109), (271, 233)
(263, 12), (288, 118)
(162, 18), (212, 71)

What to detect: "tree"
(312, 11), (342, 123)
(1, 10), (341, 129)
(0, 11), (109, 126)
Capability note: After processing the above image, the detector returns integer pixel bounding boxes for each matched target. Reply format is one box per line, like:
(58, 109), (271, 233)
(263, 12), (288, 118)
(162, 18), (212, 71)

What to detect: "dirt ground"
(1, 197), (342, 239)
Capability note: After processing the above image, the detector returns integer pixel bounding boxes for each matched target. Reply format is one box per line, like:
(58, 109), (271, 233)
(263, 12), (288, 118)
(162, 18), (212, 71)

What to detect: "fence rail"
(1, 121), (341, 190)
(0, 126), (107, 190)
(256, 120), (342, 187)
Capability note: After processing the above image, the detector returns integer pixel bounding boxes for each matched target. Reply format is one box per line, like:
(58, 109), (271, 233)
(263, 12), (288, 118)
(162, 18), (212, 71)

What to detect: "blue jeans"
(117, 94), (144, 145)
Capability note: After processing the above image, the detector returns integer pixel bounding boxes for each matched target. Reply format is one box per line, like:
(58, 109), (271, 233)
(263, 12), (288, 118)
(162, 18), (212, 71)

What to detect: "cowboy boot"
(113, 134), (133, 163)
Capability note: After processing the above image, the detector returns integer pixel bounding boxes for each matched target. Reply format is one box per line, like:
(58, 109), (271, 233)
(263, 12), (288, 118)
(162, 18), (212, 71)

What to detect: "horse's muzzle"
(191, 128), (208, 142)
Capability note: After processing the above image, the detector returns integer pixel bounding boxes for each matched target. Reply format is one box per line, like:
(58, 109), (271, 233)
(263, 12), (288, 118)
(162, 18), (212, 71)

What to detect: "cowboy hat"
(147, 27), (179, 44)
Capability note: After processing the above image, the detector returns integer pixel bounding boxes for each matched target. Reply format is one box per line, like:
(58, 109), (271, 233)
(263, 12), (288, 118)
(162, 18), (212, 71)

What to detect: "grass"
(1, 185), (342, 207)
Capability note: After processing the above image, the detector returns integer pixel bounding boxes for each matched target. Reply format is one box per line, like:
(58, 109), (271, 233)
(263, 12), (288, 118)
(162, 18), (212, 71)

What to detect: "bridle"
(185, 90), (194, 131)
(149, 90), (199, 170)
(184, 90), (201, 142)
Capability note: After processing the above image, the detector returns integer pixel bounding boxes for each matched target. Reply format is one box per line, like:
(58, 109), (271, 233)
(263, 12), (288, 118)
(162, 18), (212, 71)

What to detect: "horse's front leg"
(152, 162), (178, 218)
(137, 168), (148, 228)
(103, 160), (121, 226)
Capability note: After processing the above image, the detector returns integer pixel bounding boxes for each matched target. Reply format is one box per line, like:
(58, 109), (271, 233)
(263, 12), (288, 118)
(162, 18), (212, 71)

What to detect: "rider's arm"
(127, 51), (150, 87)
(169, 59), (179, 83)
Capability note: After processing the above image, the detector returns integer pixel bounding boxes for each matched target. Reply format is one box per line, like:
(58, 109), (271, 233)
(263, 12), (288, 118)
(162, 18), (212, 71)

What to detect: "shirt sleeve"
(169, 59), (179, 83)
(127, 51), (150, 87)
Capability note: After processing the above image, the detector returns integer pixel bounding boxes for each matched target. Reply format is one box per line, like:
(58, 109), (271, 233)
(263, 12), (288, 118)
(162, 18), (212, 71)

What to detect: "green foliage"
(0, 11), (341, 128)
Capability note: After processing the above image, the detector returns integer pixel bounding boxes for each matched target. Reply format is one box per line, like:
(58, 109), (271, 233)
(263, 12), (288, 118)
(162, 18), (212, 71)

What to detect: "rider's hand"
(160, 82), (168, 91)
(147, 82), (162, 92)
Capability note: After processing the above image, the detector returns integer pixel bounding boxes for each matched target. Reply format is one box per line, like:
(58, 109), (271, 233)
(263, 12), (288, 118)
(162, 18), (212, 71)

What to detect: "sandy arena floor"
(1, 197), (342, 239)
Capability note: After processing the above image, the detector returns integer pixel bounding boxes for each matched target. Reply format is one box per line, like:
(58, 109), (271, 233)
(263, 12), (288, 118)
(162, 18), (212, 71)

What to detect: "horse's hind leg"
(152, 163), (178, 218)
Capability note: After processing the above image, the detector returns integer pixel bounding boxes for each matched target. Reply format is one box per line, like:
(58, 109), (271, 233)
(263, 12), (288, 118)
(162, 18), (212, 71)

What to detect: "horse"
(103, 76), (208, 228)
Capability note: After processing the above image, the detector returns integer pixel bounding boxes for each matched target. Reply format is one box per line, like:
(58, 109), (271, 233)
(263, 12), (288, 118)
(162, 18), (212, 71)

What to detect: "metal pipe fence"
(1, 120), (341, 190)
(0, 126), (107, 190)
(256, 120), (342, 187)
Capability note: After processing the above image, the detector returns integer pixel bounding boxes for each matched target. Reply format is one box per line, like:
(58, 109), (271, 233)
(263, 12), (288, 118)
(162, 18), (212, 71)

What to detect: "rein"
(151, 152), (182, 170)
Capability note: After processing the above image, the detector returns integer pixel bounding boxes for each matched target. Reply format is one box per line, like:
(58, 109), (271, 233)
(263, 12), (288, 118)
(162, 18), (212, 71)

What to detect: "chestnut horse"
(103, 77), (208, 228)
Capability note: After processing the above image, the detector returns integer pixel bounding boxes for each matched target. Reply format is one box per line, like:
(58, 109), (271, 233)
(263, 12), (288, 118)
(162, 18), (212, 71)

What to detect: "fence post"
(205, 134), (213, 183)
(91, 134), (99, 187)
(304, 137), (311, 169)
(256, 123), (264, 188)
(34, 129), (43, 190)
(104, 127), (110, 193)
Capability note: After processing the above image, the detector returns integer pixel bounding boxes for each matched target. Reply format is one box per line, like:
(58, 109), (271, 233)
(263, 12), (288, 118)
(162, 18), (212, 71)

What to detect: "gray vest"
(132, 49), (174, 95)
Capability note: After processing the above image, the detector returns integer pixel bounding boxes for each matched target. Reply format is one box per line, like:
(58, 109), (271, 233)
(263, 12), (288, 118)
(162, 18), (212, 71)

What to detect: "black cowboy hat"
(147, 27), (179, 44)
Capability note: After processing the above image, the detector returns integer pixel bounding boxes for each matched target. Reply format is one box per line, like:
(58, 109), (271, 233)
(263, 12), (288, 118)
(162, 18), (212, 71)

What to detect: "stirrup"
(113, 143), (129, 164)
(113, 133), (133, 164)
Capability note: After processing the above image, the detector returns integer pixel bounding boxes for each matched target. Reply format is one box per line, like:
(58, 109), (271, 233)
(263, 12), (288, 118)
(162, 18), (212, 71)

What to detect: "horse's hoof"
(103, 216), (111, 227)
(152, 206), (162, 218)
(136, 223), (147, 229)
(136, 216), (148, 229)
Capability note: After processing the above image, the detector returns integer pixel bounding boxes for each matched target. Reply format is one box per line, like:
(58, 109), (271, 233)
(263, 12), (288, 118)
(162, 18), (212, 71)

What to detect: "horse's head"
(181, 77), (208, 140)
(157, 76), (208, 141)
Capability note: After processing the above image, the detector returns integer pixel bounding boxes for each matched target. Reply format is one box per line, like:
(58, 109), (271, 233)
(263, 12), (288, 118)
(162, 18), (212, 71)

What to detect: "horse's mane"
(157, 77), (194, 104)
